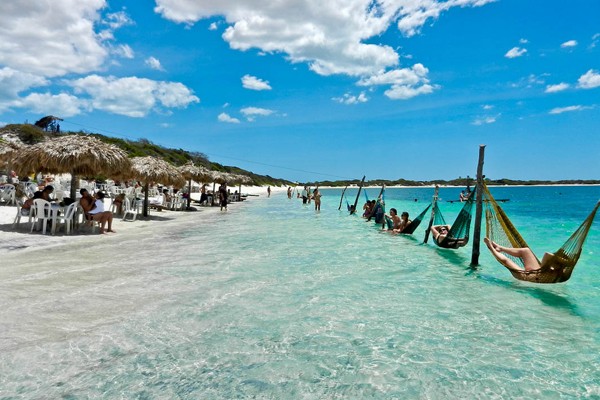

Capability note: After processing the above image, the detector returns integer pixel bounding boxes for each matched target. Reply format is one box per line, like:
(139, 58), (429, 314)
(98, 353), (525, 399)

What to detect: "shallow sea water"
(1, 186), (600, 399)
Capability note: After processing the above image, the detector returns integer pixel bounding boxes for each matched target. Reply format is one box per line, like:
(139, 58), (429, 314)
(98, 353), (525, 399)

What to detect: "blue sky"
(0, 0), (599, 182)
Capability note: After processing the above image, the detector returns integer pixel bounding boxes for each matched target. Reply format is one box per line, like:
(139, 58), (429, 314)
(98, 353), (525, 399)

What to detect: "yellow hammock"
(483, 183), (599, 283)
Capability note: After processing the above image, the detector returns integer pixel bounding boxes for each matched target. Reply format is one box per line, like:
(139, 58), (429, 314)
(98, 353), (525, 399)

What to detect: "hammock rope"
(483, 183), (599, 283)
(430, 189), (476, 249)
(385, 204), (432, 234)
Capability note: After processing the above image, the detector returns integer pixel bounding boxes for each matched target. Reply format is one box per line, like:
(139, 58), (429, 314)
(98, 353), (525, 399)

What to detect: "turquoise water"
(1, 186), (600, 399)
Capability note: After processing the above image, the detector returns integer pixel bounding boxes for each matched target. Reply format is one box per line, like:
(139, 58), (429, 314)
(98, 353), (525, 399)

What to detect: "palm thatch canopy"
(11, 135), (131, 198)
(178, 161), (212, 182)
(230, 173), (253, 185)
(0, 139), (23, 164)
(12, 135), (130, 177)
(129, 156), (185, 216)
(130, 156), (185, 187)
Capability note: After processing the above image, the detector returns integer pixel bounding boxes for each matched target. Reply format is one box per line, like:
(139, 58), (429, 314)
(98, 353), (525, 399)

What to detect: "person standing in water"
(313, 187), (321, 211)
(267, 186), (271, 197)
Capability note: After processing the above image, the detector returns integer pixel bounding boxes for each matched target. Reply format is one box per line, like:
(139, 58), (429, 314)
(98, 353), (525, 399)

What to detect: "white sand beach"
(0, 185), (287, 254)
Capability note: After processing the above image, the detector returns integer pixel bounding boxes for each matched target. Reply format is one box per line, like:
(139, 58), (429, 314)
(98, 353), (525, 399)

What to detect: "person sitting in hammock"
(483, 238), (554, 272)
(431, 224), (467, 246)
(386, 208), (401, 230)
(393, 211), (412, 233)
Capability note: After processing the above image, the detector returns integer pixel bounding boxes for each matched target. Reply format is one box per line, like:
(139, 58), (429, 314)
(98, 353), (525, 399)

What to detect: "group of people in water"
(288, 186), (322, 210)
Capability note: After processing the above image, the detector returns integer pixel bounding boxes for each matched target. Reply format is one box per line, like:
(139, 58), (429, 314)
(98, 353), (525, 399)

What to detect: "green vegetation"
(0, 124), (46, 145)
(1, 123), (293, 186)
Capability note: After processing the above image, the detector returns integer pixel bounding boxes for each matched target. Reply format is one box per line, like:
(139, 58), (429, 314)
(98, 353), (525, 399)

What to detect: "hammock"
(483, 183), (599, 283)
(430, 189), (475, 249)
(385, 204), (431, 234)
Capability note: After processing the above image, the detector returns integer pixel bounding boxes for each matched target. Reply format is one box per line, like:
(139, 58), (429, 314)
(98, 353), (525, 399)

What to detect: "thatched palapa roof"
(178, 161), (213, 182)
(11, 135), (130, 177)
(130, 156), (185, 187)
(0, 139), (23, 164)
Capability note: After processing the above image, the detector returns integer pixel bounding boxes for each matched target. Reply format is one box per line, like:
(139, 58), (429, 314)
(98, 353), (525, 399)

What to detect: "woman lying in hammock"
(431, 225), (468, 246)
(483, 237), (554, 272)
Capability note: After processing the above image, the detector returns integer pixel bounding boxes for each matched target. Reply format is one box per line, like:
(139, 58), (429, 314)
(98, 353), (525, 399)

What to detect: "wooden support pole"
(423, 185), (439, 243)
(143, 182), (149, 217)
(350, 176), (366, 214)
(471, 145), (486, 266)
(338, 185), (348, 210)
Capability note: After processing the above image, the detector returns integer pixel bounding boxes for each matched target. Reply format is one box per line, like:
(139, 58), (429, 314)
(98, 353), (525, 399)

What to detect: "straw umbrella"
(227, 173), (252, 201)
(129, 156), (185, 217)
(11, 135), (130, 199)
(178, 161), (212, 209)
(0, 140), (23, 183)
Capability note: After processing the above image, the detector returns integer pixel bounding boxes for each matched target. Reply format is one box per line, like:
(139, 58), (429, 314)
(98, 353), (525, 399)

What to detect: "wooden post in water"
(350, 176), (366, 214)
(471, 145), (486, 266)
(338, 185), (348, 210)
(423, 184), (439, 243)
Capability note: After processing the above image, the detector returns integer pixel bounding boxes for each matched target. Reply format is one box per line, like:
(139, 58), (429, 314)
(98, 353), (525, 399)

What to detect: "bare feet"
(484, 237), (502, 253)
(99, 228), (105, 234)
(107, 229), (116, 233)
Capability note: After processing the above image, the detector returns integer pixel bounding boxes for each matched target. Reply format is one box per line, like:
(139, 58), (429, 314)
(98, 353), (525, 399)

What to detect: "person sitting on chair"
(87, 191), (115, 234)
(483, 237), (552, 272)
(34, 185), (54, 202)
(79, 189), (95, 217)
(21, 191), (43, 215)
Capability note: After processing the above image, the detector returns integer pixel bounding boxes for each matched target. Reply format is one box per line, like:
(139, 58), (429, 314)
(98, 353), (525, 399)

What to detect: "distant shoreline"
(314, 184), (600, 189)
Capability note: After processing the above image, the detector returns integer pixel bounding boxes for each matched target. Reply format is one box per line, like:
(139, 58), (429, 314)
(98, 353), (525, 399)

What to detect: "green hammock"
(385, 204), (431, 234)
(430, 189), (476, 249)
(483, 183), (599, 283)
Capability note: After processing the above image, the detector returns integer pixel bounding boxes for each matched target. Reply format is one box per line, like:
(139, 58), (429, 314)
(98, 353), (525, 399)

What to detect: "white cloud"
(209, 22), (218, 31)
(0, 68), (48, 100)
(153, 0), (493, 97)
(240, 107), (274, 116)
(394, 0), (496, 37)
(12, 92), (83, 117)
(218, 112), (240, 123)
(591, 33), (600, 48)
(505, 47), (527, 58)
(545, 83), (569, 93)
(240, 106), (274, 121)
(0, 0), (114, 77)
(103, 10), (134, 30)
(68, 75), (199, 117)
(113, 44), (135, 59)
(549, 105), (592, 114)
(145, 56), (165, 71)
(358, 63), (437, 100)
(482, 104), (494, 110)
(519, 38), (528, 44)
(384, 84), (435, 100)
(560, 40), (577, 48)
(577, 69), (600, 89)
(332, 92), (368, 105)
(241, 75), (272, 91)
(472, 115), (499, 125)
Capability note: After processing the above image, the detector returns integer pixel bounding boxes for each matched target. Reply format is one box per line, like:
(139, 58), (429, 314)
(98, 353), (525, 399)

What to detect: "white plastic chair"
(0, 184), (16, 205)
(12, 199), (34, 228)
(122, 197), (137, 221)
(30, 199), (52, 234)
(56, 202), (77, 234)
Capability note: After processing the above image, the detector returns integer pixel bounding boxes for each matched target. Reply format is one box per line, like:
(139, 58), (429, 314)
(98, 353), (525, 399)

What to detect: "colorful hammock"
(483, 183), (599, 283)
(429, 189), (476, 249)
(385, 204), (431, 234)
